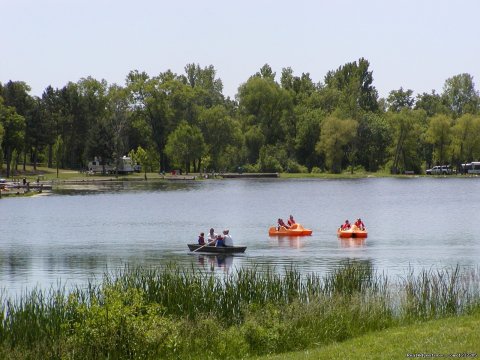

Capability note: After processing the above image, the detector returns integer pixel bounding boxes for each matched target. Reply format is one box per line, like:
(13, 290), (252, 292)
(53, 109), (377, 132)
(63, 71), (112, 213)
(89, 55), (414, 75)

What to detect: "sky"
(1, 0), (479, 100)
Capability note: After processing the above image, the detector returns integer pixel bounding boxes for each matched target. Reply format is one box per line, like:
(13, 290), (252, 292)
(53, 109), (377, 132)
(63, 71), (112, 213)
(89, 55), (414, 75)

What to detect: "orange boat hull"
(269, 223), (312, 236)
(337, 226), (368, 238)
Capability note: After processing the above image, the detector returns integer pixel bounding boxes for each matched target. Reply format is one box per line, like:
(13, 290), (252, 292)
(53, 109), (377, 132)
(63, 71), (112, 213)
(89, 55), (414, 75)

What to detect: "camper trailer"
(117, 156), (135, 174)
(87, 158), (115, 174)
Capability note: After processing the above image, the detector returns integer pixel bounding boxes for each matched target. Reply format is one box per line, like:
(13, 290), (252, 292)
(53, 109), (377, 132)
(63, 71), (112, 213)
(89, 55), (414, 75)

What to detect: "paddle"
(192, 238), (217, 252)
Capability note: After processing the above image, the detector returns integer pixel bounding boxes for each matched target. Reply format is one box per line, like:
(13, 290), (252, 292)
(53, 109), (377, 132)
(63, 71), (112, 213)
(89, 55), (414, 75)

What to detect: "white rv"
(87, 158), (115, 174)
(117, 156), (135, 174)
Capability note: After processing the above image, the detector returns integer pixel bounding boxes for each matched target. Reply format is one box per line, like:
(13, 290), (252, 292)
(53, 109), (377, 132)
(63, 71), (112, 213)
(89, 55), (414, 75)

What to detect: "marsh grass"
(1, 262), (480, 359)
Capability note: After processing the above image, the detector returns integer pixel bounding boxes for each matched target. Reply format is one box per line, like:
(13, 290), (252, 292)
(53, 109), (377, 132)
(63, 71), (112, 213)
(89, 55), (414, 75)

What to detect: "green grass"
(258, 312), (480, 359)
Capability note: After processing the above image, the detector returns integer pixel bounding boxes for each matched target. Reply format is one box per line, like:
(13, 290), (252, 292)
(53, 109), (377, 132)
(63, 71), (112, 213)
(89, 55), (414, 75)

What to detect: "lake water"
(1, 177), (480, 299)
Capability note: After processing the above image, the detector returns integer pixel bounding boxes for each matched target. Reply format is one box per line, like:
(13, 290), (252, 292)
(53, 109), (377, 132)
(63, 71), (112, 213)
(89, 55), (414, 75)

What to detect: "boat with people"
(187, 244), (247, 254)
(337, 226), (368, 238)
(268, 223), (312, 236)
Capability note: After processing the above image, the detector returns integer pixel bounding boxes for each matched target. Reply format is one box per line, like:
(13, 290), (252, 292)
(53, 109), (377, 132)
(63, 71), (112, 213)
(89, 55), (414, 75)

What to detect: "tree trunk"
(48, 144), (53, 168)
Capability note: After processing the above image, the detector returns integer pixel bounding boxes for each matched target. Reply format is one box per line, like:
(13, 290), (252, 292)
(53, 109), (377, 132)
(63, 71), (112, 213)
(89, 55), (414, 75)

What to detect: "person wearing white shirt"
(223, 229), (234, 247)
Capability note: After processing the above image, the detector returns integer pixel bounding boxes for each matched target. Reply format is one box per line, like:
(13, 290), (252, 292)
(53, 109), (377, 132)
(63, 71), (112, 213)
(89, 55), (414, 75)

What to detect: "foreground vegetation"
(1, 262), (480, 359)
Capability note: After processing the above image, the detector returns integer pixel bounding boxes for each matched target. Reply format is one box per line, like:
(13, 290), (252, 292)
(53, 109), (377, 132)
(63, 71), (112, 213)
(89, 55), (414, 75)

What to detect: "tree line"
(1, 59), (479, 178)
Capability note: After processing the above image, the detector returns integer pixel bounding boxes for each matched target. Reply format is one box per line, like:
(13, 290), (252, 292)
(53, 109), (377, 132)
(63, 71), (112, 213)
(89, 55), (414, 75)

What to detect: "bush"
(285, 160), (308, 173)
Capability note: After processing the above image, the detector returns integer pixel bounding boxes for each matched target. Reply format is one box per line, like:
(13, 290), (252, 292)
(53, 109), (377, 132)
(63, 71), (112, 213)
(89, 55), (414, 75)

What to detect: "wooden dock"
(220, 173), (279, 178)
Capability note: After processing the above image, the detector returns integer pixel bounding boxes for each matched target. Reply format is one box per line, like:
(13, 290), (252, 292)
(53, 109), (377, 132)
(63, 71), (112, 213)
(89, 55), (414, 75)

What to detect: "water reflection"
(339, 238), (366, 248)
(271, 236), (306, 249)
(192, 253), (237, 272)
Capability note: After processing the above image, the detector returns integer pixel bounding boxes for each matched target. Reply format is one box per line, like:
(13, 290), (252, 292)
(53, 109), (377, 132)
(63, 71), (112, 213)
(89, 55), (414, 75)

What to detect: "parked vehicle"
(87, 156), (135, 175)
(87, 158), (115, 174)
(426, 165), (453, 175)
(116, 156), (134, 174)
(461, 162), (480, 174)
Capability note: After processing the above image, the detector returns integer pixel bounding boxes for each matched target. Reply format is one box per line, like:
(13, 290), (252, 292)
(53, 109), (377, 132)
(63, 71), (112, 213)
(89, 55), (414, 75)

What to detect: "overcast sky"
(2, 0), (479, 100)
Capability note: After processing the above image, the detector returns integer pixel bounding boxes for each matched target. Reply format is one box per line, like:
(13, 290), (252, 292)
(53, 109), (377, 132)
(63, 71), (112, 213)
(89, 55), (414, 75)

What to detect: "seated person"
(215, 234), (225, 247)
(287, 215), (296, 226)
(341, 220), (351, 230)
(208, 228), (217, 243)
(277, 218), (290, 230)
(198, 232), (205, 245)
(354, 218), (365, 230)
(223, 229), (233, 247)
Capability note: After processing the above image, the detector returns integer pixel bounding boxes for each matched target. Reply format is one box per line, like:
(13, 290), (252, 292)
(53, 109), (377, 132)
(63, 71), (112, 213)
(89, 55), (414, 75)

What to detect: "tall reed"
(1, 263), (479, 359)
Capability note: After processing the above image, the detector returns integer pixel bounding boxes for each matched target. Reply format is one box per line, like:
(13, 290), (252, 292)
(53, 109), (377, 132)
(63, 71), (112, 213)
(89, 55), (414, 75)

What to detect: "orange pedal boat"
(269, 223), (313, 236)
(337, 226), (368, 238)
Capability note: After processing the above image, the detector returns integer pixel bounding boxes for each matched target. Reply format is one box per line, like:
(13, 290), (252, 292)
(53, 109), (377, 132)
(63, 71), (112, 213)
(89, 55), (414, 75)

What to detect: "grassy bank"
(1, 262), (480, 359)
(259, 312), (480, 359)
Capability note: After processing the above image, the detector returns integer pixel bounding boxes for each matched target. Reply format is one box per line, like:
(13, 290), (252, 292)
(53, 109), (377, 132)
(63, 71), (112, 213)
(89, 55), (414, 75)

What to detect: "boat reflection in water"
(194, 253), (236, 271)
(339, 238), (366, 248)
(273, 236), (306, 249)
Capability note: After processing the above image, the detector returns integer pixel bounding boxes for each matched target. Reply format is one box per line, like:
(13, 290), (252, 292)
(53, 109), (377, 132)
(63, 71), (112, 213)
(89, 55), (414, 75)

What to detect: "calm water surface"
(1, 177), (480, 298)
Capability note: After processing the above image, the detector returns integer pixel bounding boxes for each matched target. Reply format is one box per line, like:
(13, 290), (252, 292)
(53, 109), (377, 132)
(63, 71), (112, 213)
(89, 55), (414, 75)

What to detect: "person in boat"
(215, 234), (225, 247)
(277, 218), (290, 230)
(340, 220), (351, 230)
(223, 229), (234, 247)
(354, 218), (365, 230)
(208, 228), (217, 244)
(287, 215), (296, 227)
(198, 232), (205, 245)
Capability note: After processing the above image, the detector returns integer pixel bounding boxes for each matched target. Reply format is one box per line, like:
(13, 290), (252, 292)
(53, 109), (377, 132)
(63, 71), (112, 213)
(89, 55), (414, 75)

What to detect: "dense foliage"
(1, 263), (479, 359)
(1, 60), (479, 177)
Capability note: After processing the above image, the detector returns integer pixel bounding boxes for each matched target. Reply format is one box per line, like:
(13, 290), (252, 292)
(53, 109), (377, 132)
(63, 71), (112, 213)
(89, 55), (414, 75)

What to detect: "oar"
(192, 238), (217, 252)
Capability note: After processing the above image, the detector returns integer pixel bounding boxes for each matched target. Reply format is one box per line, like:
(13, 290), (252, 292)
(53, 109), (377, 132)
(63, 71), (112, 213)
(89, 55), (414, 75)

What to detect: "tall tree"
(442, 73), (479, 117)
(324, 58), (379, 118)
(0, 99), (26, 177)
(450, 114), (480, 166)
(387, 109), (426, 174)
(415, 90), (448, 117)
(425, 114), (452, 166)
(356, 112), (391, 172)
(106, 84), (131, 170)
(315, 116), (358, 173)
(164, 122), (206, 173)
(387, 88), (414, 112)
(197, 105), (240, 171)
(237, 75), (293, 163)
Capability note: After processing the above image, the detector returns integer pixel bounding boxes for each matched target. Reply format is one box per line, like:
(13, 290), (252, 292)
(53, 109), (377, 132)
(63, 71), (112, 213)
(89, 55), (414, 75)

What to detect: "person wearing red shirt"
(341, 220), (351, 230)
(277, 218), (290, 230)
(287, 215), (296, 226)
(354, 218), (365, 230)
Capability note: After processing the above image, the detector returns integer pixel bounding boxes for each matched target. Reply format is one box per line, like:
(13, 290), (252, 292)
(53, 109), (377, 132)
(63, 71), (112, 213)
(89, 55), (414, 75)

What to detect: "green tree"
(324, 58), (379, 118)
(0, 81), (34, 171)
(184, 63), (224, 107)
(387, 109), (426, 174)
(294, 107), (324, 170)
(356, 112), (391, 172)
(442, 73), (479, 117)
(164, 122), (206, 173)
(129, 145), (158, 179)
(237, 75), (293, 163)
(450, 114), (480, 166)
(387, 88), (414, 112)
(315, 116), (358, 173)
(197, 105), (240, 171)
(53, 135), (63, 178)
(106, 84), (131, 173)
(0, 101), (26, 177)
(425, 114), (452, 166)
(85, 119), (114, 174)
(415, 90), (448, 117)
